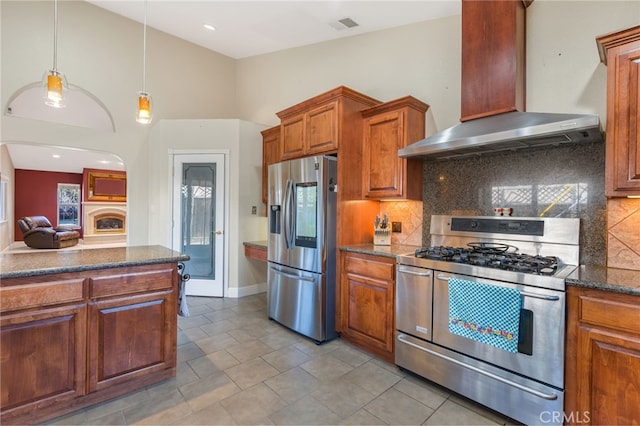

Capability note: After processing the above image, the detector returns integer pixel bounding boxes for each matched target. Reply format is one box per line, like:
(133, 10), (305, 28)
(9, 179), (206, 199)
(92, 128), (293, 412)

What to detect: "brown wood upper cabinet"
(460, 0), (526, 121)
(565, 286), (640, 425)
(261, 125), (280, 207)
(276, 86), (380, 161)
(596, 25), (640, 197)
(361, 96), (428, 200)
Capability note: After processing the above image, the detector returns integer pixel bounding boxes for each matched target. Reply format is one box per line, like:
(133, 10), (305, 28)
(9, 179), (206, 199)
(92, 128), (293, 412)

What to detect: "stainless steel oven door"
(396, 265), (433, 341)
(432, 272), (565, 389)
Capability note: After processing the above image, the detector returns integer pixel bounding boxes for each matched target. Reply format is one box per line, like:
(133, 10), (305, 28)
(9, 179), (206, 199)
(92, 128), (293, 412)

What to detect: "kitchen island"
(0, 245), (189, 425)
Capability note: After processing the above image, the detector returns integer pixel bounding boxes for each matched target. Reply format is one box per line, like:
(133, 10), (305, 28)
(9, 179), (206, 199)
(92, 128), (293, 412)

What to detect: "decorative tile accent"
(379, 200), (423, 246)
(607, 198), (640, 270)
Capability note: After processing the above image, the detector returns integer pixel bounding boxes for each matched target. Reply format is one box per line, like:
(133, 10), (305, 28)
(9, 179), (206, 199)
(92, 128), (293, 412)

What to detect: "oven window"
(518, 309), (534, 356)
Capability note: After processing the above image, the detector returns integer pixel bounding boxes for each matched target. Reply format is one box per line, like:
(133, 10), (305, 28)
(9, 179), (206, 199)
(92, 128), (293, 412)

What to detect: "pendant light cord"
(142, 0), (148, 92)
(52, 0), (58, 71)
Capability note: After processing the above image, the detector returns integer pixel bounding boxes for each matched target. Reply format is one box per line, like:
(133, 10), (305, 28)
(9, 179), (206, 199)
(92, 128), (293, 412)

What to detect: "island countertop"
(0, 245), (190, 279)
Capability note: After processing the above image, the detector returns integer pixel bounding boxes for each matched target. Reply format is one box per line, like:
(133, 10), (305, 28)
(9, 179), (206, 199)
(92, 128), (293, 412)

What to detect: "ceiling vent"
(329, 18), (359, 31)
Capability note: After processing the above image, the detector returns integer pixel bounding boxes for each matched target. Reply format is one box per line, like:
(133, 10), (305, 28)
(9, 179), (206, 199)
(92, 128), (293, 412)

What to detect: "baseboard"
(226, 282), (266, 298)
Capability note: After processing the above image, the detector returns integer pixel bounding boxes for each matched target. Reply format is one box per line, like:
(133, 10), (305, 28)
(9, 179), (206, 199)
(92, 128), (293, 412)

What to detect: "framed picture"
(87, 171), (126, 202)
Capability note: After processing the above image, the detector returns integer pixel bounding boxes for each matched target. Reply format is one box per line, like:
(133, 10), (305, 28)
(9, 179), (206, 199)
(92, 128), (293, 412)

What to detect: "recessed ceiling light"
(203, 24), (216, 31)
(52, 154), (61, 158)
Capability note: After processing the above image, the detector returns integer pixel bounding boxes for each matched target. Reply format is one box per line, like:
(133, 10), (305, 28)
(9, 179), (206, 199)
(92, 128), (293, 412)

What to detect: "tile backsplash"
(607, 197), (640, 270)
(420, 141), (607, 266)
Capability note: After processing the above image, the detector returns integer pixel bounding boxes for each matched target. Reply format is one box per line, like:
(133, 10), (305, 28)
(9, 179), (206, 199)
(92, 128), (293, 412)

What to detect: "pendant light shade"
(43, 0), (68, 108)
(137, 91), (152, 124)
(136, 0), (152, 124)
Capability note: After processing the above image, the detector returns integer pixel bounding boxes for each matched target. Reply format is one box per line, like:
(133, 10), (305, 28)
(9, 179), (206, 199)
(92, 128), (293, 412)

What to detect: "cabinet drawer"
(244, 244), (267, 262)
(0, 279), (85, 313)
(579, 294), (640, 334)
(90, 267), (174, 298)
(343, 253), (395, 281)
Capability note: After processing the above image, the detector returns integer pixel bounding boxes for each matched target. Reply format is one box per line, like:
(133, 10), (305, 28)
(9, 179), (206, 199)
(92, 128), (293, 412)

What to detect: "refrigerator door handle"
(283, 179), (295, 249)
(270, 267), (316, 282)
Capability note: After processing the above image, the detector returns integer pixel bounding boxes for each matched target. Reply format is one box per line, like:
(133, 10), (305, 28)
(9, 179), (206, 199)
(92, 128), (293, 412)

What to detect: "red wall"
(14, 169), (83, 241)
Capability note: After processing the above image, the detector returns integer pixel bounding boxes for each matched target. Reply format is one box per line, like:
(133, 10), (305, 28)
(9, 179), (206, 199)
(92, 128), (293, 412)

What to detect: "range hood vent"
(398, 111), (603, 160)
(399, 0), (603, 160)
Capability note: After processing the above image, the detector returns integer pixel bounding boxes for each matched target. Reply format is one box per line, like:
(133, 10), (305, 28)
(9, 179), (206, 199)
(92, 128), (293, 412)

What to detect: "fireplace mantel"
(83, 202), (126, 245)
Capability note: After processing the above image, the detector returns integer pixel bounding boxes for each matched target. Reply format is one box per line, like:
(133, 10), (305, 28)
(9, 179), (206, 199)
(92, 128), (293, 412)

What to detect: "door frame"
(169, 149), (230, 297)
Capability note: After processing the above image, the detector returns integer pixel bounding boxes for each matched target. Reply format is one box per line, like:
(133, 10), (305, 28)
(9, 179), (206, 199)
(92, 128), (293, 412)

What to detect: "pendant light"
(136, 0), (152, 124)
(43, 0), (68, 108)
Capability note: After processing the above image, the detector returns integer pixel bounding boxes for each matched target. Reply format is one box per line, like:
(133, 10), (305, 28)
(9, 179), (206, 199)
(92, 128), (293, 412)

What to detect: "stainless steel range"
(396, 215), (580, 425)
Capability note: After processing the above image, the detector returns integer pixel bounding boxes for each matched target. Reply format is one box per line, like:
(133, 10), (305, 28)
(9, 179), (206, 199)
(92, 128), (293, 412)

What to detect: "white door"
(172, 154), (225, 297)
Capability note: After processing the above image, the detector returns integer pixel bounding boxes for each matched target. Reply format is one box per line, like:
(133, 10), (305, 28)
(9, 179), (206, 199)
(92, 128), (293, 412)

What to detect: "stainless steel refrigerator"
(267, 155), (338, 343)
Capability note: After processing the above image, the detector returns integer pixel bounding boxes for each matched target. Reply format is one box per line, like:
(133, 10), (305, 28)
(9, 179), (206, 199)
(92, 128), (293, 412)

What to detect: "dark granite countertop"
(0, 245), (190, 279)
(339, 244), (421, 260)
(243, 241), (268, 249)
(566, 265), (640, 297)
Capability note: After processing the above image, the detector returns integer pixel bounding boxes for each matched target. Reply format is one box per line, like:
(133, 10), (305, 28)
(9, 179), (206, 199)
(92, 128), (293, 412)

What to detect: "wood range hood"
(398, 0), (602, 160)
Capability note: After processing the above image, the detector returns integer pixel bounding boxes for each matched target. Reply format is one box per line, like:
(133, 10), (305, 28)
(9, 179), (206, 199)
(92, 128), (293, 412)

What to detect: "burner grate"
(415, 244), (560, 276)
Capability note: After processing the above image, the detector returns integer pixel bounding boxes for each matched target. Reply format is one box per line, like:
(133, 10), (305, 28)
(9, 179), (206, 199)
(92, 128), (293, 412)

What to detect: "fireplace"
(83, 202), (126, 245)
(95, 213), (125, 233)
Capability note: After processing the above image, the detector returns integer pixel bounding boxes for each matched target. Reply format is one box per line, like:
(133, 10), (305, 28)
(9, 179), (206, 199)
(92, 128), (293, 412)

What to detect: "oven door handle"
(519, 291), (560, 301)
(399, 269), (432, 277)
(435, 274), (560, 301)
(396, 334), (559, 401)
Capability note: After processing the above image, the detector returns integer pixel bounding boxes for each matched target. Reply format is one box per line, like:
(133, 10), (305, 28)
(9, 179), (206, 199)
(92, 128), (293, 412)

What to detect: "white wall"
(148, 120), (268, 295)
(0, 144), (15, 249)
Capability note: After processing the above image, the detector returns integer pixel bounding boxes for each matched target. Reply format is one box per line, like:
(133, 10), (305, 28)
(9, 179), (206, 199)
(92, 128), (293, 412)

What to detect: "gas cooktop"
(397, 215), (581, 291)
(415, 243), (560, 276)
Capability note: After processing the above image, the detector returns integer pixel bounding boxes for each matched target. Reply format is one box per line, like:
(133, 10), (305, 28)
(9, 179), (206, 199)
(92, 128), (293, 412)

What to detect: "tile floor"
(48, 294), (516, 425)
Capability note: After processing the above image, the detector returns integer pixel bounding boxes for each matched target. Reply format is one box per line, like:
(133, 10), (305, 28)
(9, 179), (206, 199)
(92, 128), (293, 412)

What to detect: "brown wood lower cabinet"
(0, 303), (87, 415)
(88, 290), (176, 392)
(565, 286), (640, 425)
(0, 263), (179, 425)
(338, 251), (395, 362)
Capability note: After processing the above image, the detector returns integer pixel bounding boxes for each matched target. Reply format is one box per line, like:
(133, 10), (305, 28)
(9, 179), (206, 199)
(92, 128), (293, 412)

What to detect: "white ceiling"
(5, 144), (125, 174)
(85, 0), (461, 59)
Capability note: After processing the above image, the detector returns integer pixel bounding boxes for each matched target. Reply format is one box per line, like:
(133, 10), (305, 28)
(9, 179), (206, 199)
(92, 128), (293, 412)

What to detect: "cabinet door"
(340, 252), (395, 361)
(574, 326), (640, 425)
(306, 101), (338, 155)
(363, 111), (405, 198)
(87, 290), (176, 392)
(280, 114), (305, 160)
(344, 273), (394, 354)
(606, 39), (640, 195)
(1, 304), (87, 415)
(262, 126), (280, 206)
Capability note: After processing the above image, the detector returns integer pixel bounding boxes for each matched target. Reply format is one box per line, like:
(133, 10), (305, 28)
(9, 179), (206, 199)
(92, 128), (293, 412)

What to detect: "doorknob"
(214, 230), (223, 235)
